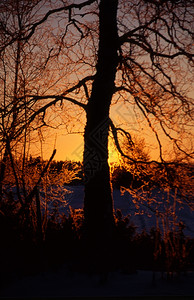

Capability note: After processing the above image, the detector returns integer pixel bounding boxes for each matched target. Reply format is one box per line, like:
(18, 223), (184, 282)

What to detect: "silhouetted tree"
(0, 0), (193, 252)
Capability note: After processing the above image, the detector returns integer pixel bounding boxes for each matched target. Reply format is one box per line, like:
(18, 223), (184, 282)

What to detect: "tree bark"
(83, 0), (118, 247)
(0, 148), (8, 201)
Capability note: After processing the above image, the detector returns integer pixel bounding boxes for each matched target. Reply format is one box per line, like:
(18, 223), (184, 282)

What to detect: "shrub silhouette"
(0, 194), (193, 284)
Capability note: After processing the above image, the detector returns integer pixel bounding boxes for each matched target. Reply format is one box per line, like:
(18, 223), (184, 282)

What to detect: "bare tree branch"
(109, 118), (161, 165)
(0, 0), (97, 53)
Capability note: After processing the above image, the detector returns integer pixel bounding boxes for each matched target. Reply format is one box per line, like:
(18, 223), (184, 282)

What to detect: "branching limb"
(121, 37), (194, 61)
(18, 149), (56, 215)
(13, 95), (86, 141)
(109, 118), (160, 165)
(0, 0), (96, 53)
(61, 75), (94, 97)
(133, 97), (164, 163)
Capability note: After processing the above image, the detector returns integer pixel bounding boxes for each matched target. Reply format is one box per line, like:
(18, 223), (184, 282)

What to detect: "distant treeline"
(18, 156), (194, 190)
(112, 163), (194, 190)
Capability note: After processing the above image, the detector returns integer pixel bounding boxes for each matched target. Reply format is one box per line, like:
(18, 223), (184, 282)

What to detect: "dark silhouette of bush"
(111, 165), (152, 189)
(0, 195), (193, 285)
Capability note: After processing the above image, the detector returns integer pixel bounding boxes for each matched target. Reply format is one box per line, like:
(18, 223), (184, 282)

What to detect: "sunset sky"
(1, 0), (192, 164)
(31, 99), (179, 163)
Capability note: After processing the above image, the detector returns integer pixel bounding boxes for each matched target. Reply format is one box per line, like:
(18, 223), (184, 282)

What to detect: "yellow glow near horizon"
(34, 127), (160, 163)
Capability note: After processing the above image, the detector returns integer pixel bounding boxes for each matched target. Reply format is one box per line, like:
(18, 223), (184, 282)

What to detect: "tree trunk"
(0, 148), (8, 201)
(83, 0), (118, 250)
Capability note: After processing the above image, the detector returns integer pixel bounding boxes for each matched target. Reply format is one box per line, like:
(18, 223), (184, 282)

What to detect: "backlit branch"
(18, 149), (56, 216)
(13, 95), (86, 141)
(121, 37), (194, 61)
(0, 0), (96, 54)
(113, 83), (191, 161)
(133, 96), (164, 162)
(109, 118), (161, 165)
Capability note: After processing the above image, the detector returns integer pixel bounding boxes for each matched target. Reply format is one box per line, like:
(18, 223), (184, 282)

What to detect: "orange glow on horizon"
(33, 130), (161, 163)
(28, 95), (194, 163)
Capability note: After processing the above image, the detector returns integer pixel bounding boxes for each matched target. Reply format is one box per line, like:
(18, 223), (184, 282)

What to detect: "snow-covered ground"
(7, 184), (194, 237)
(1, 265), (194, 297)
(52, 185), (194, 238)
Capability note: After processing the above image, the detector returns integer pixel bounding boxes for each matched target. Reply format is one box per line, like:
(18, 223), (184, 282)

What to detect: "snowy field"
(1, 267), (194, 297)
(7, 184), (194, 237)
(47, 185), (194, 238)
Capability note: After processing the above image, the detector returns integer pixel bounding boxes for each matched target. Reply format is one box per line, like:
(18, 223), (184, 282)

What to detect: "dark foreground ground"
(1, 263), (194, 298)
